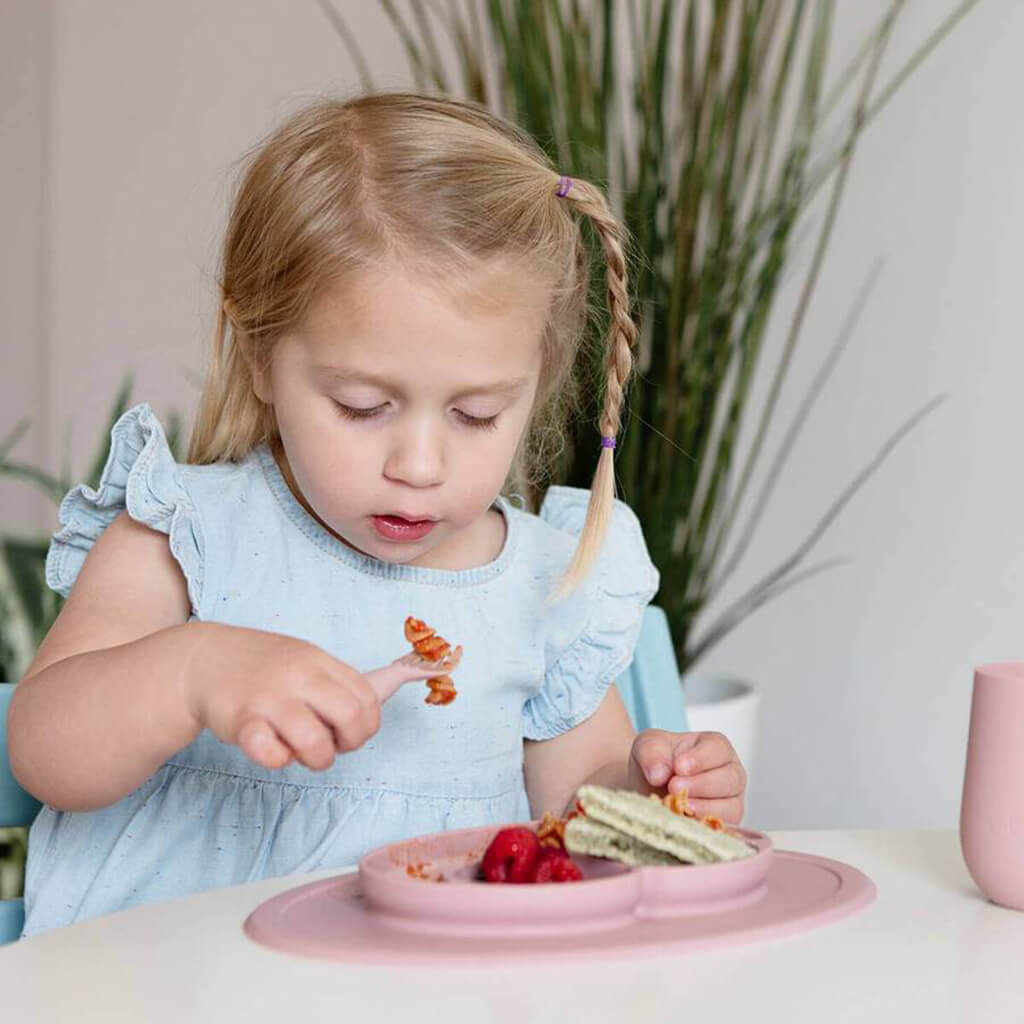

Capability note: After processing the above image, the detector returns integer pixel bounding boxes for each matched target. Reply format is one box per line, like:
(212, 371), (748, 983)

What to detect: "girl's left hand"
(628, 729), (747, 824)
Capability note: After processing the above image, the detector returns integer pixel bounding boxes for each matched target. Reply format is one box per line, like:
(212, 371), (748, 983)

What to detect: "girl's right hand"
(181, 622), (381, 772)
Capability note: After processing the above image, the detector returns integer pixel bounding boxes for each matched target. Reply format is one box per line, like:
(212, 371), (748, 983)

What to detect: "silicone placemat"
(244, 850), (876, 964)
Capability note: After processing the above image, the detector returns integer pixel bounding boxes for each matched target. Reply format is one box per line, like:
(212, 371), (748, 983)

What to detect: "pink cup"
(960, 662), (1024, 911)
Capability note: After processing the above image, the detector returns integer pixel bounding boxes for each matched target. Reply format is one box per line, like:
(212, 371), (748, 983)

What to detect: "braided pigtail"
(553, 175), (639, 595)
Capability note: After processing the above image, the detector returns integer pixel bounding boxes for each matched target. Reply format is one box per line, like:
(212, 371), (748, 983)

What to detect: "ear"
(247, 347), (273, 404)
(234, 328), (273, 404)
(224, 298), (274, 403)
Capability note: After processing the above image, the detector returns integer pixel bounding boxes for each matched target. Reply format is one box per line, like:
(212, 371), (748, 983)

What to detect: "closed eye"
(334, 401), (389, 421)
(454, 409), (499, 430)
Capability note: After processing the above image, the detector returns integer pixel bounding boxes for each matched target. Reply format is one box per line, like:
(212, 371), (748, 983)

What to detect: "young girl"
(9, 92), (746, 937)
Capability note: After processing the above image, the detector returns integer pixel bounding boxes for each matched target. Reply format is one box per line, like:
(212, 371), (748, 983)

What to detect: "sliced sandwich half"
(564, 785), (755, 867)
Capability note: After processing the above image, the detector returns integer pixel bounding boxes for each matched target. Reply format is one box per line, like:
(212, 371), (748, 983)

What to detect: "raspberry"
(480, 827), (540, 883)
(532, 846), (583, 883)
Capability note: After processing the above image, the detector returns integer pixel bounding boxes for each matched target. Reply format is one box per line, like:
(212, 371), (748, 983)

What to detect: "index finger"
(630, 729), (679, 787)
(673, 731), (738, 776)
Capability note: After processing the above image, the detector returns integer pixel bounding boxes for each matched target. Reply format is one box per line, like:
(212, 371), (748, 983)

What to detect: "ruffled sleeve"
(45, 403), (206, 616)
(521, 485), (660, 741)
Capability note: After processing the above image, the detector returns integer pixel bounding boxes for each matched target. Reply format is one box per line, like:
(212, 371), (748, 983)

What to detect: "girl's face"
(256, 259), (547, 569)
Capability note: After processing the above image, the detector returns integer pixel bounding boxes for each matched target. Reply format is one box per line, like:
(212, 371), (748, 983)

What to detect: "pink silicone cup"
(357, 819), (772, 938)
(960, 661), (1024, 911)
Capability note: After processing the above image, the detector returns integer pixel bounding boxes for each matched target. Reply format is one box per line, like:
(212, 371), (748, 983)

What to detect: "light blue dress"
(21, 403), (658, 937)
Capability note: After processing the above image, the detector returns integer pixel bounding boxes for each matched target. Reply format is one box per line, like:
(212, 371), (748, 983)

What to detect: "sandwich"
(563, 785), (755, 867)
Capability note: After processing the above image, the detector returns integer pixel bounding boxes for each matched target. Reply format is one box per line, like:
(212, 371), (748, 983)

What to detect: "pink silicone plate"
(244, 821), (877, 964)
(357, 820), (773, 937)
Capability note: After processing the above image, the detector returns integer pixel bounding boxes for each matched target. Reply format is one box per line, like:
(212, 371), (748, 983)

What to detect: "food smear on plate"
(404, 616), (463, 705)
(405, 862), (446, 882)
(564, 785), (755, 867)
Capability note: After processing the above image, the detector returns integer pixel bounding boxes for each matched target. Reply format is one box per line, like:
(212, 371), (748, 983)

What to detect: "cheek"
(286, 425), (379, 510)
(456, 422), (526, 492)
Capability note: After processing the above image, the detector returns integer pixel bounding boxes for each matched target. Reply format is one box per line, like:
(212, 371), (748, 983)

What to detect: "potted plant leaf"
(322, 0), (975, 768)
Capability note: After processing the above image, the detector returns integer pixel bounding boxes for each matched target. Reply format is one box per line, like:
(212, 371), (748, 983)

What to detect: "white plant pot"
(682, 673), (760, 782)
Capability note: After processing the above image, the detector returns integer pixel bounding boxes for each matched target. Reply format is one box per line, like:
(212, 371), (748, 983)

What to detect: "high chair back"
(614, 605), (690, 734)
(0, 682), (42, 944)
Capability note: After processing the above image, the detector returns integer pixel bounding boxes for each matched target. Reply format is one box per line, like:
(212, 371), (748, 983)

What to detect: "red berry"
(532, 846), (583, 883)
(481, 827), (541, 883)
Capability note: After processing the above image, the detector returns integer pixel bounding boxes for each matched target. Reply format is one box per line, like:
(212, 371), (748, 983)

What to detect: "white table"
(0, 830), (1020, 1023)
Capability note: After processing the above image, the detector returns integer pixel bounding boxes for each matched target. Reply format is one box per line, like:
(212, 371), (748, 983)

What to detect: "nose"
(382, 419), (446, 489)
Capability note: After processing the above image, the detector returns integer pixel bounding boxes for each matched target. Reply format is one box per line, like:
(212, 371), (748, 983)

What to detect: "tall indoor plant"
(325, 0), (974, 677)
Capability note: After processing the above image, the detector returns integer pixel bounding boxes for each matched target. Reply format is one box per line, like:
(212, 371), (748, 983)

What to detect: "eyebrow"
(313, 366), (530, 399)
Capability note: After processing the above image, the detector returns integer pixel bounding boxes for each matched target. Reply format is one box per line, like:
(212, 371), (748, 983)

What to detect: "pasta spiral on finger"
(404, 616), (462, 705)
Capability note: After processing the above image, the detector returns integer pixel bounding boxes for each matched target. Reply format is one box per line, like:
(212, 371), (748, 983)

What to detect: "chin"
(361, 535), (435, 565)
(370, 546), (424, 565)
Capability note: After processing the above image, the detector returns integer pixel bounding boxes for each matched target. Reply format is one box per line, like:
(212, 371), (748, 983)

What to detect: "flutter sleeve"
(521, 486), (659, 741)
(44, 403), (206, 616)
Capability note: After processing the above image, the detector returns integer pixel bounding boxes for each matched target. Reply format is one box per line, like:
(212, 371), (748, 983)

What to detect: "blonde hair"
(189, 92), (638, 589)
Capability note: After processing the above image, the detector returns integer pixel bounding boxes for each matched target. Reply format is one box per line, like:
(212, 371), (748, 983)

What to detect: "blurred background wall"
(2, 0), (1021, 829)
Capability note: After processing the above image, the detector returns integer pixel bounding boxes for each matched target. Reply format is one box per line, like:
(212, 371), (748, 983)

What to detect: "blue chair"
(1, 682), (42, 944)
(615, 605), (689, 733)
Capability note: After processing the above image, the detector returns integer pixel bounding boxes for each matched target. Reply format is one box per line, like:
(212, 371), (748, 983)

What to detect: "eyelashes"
(333, 402), (498, 431)
(453, 410), (499, 431)
(334, 402), (387, 421)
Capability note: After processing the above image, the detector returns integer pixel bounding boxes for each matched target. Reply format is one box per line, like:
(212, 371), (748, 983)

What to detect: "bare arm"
(522, 686), (641, 819)
(9, 511), (384, 813)
(9, 624), (221, 812)
(524, 686), (748, 824)
(7, 512), (202, 811)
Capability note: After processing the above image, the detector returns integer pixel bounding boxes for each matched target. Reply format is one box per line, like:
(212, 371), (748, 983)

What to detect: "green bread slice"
(564, 815), (684, 867)
(574, 784), (755, 865)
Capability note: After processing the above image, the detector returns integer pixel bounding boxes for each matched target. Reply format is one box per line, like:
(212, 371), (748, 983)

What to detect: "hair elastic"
(600, 436), (617, 450)
(556, 175), (574, 198)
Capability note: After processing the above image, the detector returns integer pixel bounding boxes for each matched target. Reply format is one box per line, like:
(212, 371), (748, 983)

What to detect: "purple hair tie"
(600, 436), (617, 450)
(556, 175), (574, 198)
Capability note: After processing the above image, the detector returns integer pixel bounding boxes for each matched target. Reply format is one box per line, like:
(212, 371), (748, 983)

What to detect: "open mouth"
(371, 514), (438, 542)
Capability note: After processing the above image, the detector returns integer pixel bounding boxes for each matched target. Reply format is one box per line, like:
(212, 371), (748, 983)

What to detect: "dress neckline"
(254, 443), (519, 586)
